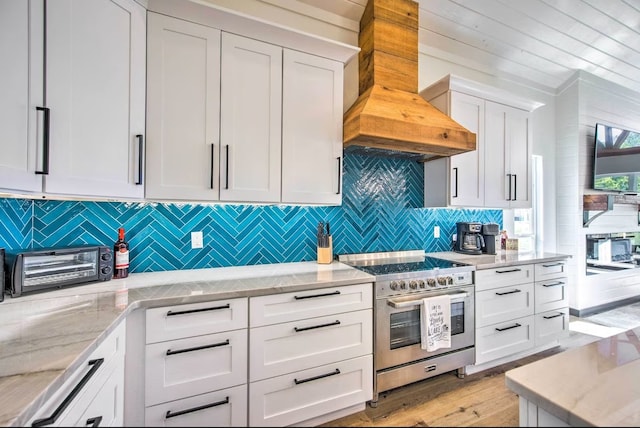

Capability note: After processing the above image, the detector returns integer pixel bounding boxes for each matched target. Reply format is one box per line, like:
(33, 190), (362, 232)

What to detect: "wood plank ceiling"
(290, 0), (640, 95)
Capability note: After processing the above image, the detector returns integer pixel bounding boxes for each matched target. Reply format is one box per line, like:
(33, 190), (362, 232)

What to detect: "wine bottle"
(113, 227), (130, 279)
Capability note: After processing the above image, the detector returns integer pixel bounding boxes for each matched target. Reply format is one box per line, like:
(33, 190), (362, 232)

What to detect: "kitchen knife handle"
(506, 173), (512, 201)
(135, 134), (144, 185)
(336, 157), (341, 194)
(35, 106), (50, 175)
(210, 143), (215, 189)
(452, 167), (458, 198)
(225, 145), (229, 190)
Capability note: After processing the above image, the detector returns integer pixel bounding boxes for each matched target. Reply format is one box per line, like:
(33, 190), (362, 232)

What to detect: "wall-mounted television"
(593, 123), (640, 193)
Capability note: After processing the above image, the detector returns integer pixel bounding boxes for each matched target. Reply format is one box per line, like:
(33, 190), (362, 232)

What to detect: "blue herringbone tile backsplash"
(0, 153), (502, 272)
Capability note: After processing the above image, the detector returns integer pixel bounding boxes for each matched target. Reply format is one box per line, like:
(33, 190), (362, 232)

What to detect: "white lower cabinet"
(249, 355), (373, 427)
(28, 320), (126, 427)
(145, 384), (247, 427)
(474, 259), (570, 367)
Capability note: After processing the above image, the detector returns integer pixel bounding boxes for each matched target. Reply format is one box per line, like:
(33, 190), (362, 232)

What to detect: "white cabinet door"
(484, 101), (531, 208)
(220, 32), (282, 203)
(447, 91), (485, 207)
(281, 50), (343, 205)
(145, 13), (221, 201)
(0, 0), (43, 193)
(43, 0), (146, 199)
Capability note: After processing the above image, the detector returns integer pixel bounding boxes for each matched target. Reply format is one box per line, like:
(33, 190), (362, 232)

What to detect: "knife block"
(317, 236), (333, 264)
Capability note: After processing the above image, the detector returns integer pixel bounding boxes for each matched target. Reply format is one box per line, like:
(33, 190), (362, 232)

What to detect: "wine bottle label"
(115, 249), (130, 269)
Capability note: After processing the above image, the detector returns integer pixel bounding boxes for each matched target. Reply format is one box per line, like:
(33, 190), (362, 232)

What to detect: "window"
(512, 155), (543, 252)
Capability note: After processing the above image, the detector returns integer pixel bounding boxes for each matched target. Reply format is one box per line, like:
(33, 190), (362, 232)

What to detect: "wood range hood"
(343, 0), (476, 159)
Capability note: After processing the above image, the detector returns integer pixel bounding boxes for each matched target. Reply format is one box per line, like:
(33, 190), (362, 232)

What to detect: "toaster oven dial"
(101, 252), (113, 261)
(101, 266), (112, 275)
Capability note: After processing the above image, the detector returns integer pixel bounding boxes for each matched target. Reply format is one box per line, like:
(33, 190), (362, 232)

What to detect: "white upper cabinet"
(0, 0), (146, 199)
(220, 33), (283, 203)
(484, 102), (532, 208)
(421, 74), (541, 209)
(0, 0), (43, 193)
(144, 0), (356, 205)
(145, 13), (221, 201)
(281, 50), (343, 205)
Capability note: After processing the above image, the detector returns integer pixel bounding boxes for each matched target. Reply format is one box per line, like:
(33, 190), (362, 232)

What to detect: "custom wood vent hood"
(343, 0), (476, 160)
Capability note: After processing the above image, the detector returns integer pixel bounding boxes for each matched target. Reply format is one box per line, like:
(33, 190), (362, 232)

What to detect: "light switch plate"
(434, 226), (440, 238)
(191, 231), (203, 249)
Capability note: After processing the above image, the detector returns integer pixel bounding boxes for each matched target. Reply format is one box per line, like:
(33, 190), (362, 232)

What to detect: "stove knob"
(389, 281), (399, 291)
(437, 276), (447, 286)
(418, 279), (426, 288)
(409, 280), (418, 289)
(399, 280), (407, 289)
(426, 278), (436, 287)
(446, 276), (454, 285)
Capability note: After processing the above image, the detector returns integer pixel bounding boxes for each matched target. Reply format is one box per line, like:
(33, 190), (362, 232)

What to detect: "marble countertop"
(0, 261), (373, 427)
(427, 250), (571, 269)
(505, 327), (640, 427)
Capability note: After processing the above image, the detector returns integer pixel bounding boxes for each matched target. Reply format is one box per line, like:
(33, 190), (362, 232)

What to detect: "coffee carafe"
(454, 222), (484, 255)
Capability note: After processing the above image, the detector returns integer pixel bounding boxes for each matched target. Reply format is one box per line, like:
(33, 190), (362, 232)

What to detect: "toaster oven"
(4, 245), (113, 298)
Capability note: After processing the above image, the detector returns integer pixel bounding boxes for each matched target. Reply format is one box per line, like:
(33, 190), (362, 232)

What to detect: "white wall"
(557, 71), (640, 311)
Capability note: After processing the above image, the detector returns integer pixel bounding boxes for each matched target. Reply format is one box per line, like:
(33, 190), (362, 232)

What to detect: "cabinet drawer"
(476, 283), (534, 328)
(250, 309), (372, 381)
(475, 315), (534, 365)
(534, 260), (568, 281)
(145, 384), (247, 427)
(249, 283), (372, 327)
(535, 278), (569, 313)
(28, 321), (126, 426)
(248, 354), (373, 427)
(475, 265), (533, 291)
(146, 298), (248, 344)
(534, 308), (569, 347)
(145, 329), (247, 406)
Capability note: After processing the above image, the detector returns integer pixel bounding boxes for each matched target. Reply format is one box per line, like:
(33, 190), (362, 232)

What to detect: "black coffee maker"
(454, 222), (484, 255)
(481, 223), (500, 255)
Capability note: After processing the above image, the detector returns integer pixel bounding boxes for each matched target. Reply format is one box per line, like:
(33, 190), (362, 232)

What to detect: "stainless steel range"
(339, 250), (476, 406)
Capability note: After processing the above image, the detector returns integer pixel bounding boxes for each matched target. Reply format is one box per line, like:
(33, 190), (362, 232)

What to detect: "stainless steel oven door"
(375, 285), (475, 371)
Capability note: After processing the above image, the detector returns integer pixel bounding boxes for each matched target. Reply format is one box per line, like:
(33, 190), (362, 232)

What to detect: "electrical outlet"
(434, 226), (440, 238)
(191, 231), (203, 249)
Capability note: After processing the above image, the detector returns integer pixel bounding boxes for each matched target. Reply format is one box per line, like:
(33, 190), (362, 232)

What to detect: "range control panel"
(375, 270), (473, 298)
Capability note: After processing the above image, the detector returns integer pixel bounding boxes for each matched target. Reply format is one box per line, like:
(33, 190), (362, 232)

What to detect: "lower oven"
(373, 284), (475, 404)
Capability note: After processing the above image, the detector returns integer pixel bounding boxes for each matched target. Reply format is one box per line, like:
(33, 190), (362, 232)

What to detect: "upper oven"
(375, 284), (475, 371)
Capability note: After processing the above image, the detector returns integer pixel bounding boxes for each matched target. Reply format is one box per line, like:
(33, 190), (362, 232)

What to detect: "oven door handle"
(387, 292), (469, 309)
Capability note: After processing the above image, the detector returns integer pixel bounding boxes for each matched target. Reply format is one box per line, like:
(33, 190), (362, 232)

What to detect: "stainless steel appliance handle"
(387, 292), (468, 308)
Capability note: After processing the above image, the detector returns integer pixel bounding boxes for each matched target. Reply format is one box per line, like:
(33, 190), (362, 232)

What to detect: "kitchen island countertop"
(0, 261), (374, 427)
(505, 327), (640, 427)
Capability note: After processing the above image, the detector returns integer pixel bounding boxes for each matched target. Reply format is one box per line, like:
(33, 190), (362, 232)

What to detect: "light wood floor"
(320, 323), (607, 427)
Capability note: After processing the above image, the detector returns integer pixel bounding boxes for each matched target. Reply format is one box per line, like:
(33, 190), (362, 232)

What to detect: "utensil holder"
(317, 236), (333, 264)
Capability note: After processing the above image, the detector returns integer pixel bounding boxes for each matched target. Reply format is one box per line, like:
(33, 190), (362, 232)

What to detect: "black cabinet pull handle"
(452, 167), (458, 198)
(35, 106), (50, 175)
(512, 174), (517, 201)
(336, 156), (341, 194)
(166, 339), (230, 356)
(85, 416), (103, 427)
(165, 396), (229, 419)
(506, 173), (512, 201)
(542, 281), (564, 287)
(495, 323), (522, 332)
(542, 263), (564, 268)
(495, 289), (521, 296)
(135, 134), (143, 185)
(166, 303), (230, 317)
(495, 268), (522, 274)
(210, 143), (215, 189)
(32, 359), (105, 427)
(543, 313), (564, 320)
(294, 320), (340, 333)
(225, 145), (229, 190)
(294, 290), (340, 300)
(294, 368), (340, 385)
